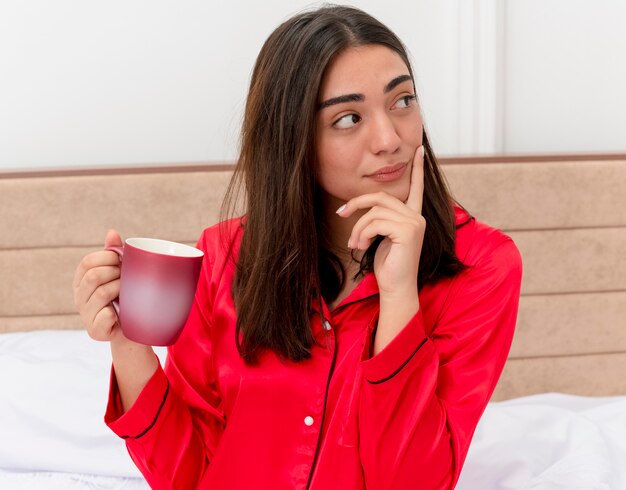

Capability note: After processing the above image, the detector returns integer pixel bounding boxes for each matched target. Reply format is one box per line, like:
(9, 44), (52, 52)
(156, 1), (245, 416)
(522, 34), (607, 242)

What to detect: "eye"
(393, 94), (416, 109)
(333, 113), (361, 129)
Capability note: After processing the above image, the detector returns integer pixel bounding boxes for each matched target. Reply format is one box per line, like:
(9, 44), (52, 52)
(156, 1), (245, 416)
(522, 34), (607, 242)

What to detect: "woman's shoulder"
(453, 204), (522, 275)
(196, 216), (245, 264)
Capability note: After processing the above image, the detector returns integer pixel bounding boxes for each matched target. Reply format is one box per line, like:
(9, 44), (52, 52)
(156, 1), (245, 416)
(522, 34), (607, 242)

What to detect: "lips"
(364, 161), (409, 183)
(366, 161), (407, 177)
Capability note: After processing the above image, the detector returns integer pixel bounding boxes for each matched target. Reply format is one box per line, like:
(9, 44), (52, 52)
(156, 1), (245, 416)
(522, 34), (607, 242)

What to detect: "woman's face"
(315, 45), (423, 210)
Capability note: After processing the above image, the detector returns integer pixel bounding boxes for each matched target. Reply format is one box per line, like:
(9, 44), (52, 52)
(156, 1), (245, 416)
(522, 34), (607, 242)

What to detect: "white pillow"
(457, 393), (626, 489)
(0, 329), (166, 478)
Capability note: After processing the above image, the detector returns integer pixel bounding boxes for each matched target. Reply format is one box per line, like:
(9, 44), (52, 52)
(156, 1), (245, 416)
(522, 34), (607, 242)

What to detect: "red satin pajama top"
(105, 206), (523, 489)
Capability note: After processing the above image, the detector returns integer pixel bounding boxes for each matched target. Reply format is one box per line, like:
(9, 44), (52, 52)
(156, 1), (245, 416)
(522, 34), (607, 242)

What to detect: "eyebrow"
(318, 74), (413, 110)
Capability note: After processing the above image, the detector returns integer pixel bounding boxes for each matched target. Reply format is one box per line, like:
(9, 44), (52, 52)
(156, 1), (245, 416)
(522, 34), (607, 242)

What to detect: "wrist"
(111, 339), (156, 369)
(374, 293), (419, 355)
(110, 336), (158, 413)
(111, 332), (154, 357)
(379, 287), (419, 310)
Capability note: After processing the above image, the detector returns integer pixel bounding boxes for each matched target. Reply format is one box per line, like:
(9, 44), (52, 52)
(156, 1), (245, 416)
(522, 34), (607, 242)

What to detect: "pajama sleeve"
(358, 236), (523, 490)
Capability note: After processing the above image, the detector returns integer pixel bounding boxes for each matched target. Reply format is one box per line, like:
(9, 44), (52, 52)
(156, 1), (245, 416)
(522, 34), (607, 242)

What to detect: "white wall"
(1, 1), (625, 170)
(503, 0), (626, 154)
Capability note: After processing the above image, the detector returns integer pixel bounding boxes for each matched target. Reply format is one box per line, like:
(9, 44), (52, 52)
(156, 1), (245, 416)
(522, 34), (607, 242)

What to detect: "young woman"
(73, 5), (522, 489)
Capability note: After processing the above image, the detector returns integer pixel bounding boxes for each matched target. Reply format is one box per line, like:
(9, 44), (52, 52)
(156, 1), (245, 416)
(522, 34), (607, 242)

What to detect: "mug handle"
(105, 245), (124, 316)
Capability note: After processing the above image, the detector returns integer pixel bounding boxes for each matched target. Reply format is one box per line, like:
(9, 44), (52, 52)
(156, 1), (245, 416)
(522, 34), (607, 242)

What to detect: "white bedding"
(0, 330), (624, 490)
(457, 394), (626, 489)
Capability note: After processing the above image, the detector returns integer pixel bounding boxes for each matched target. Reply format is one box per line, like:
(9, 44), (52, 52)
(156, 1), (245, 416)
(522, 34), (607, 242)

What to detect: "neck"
(321, 194), (365, 268)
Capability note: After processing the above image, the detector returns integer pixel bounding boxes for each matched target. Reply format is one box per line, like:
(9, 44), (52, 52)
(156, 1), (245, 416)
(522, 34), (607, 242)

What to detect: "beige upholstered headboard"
(1, 157), (625, 400)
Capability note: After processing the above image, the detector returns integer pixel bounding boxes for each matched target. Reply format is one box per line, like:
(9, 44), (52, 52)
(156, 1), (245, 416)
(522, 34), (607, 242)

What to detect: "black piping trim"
(456, 215), (475, 230)
(366, 337), (428, 385)
(305, 337), (338, 489)
(121, 381), (170, 440)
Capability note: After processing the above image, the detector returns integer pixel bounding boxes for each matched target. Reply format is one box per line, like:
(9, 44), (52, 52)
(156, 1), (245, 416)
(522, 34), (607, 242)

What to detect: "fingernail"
(418, 145), (425, 158)
(336, 204), (347, 214)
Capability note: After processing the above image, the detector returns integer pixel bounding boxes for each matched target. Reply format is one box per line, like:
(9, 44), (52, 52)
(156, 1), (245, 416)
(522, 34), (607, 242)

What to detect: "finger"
(104, 229), (123, 249)
(355, 219), (423, 251)
(74, 265), (121, 310)
(348, 206), (413, 249)
(81, 278), (121, 331)
(72, 230), (122, 290)
(88, 305), (120, 341)
(337, 191), (414, 219)
(352, 219), (405, 250)
(73, 250), (121, 289)
(405, 145), (424, 213)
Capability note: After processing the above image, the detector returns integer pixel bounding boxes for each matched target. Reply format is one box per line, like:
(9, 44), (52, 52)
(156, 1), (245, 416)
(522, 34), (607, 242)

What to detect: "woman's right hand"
(73, 229), (124, 342)
(73, 229), (158, 412)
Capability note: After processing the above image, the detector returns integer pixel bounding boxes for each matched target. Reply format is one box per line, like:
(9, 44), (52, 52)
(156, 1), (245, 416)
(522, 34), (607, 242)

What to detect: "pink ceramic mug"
(106, 238), (204, 346)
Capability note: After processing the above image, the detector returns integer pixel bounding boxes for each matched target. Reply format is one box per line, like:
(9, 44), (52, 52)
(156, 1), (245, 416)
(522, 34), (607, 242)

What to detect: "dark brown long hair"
(222, 5), (467, 364)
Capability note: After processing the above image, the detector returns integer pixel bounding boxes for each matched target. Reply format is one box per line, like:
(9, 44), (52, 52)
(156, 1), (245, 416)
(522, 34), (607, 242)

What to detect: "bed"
(1, 156), (625, 489)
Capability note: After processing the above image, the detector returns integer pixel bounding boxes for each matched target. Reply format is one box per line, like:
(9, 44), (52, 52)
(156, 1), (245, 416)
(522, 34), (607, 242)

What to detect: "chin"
(381, 180), (411, 202)
(396, 189), (411, 203)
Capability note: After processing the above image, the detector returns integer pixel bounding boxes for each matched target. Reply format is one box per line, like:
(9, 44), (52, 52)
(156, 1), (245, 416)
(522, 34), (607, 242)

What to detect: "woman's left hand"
(337, 145), (425, 353)
(337, 145), (426, 299)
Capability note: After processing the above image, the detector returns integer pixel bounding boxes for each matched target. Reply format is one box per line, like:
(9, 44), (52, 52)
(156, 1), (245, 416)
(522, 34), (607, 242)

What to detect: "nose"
(369, 113), (401, 155)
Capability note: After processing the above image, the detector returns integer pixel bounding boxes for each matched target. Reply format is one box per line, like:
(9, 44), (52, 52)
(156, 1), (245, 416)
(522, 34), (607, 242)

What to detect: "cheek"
(316, 162), (359, 201)
(405, 116), (423, 148)
(316, 139), (360, 192)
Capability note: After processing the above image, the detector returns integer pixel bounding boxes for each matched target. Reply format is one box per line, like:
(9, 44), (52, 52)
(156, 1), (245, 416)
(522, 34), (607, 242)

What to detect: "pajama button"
(304, 416), (314, 426)
(323, 321), (332, 331)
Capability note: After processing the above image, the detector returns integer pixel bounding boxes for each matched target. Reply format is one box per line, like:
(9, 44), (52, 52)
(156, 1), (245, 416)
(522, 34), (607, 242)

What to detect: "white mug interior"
(126, 238), (204, 258)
